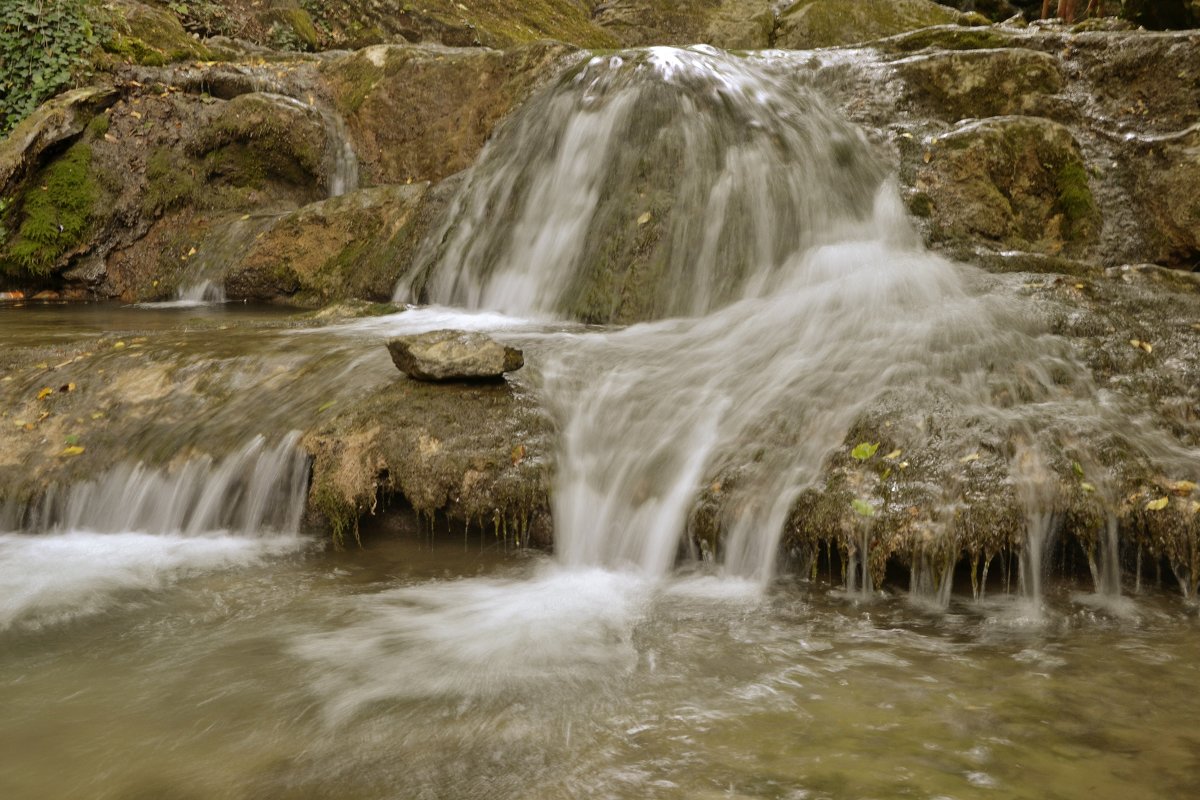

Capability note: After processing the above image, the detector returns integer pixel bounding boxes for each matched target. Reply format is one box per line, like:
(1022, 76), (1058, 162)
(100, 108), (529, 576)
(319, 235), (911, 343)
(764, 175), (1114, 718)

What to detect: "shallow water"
(2, 534), (1198, 800)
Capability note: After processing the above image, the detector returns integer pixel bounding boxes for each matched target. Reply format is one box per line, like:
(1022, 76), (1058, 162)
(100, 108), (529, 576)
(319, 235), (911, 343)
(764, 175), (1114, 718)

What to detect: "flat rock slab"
(387, 329), (524, 382)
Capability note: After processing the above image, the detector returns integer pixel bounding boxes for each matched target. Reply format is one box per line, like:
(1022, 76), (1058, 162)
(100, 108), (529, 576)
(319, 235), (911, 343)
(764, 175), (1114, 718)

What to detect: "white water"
(404, 46), (1033, 581)
(2, 434), (311, 629)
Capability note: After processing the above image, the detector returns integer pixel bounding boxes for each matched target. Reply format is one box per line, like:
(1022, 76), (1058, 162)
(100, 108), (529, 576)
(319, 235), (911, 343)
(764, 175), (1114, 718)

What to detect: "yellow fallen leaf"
(922, 150), (932, 163)
(884, 449), (902, 460)
(1146, 496), (1169, 511)
(37, 387), (54, 400)
(899, 131), (913, 139)
(511, 444), (527, 466)
(187, 247), (197, 257)
(899, 461), (909, 469)
(1073, 283), (1085, 290)
(113, 341), (126, 349)
(959, 452), (980, 464)
(637, 212), (652, 226)
(35, 362), (48, 370)
(104, 132), (118, 143)
(1080, 482), (1096, 493)
(1139, 341), (1152, 353)
(1168, 480), (1197, 495)
(61, 446), (85, 457)
(130, 110), (142, 120)
(90, 412), (104, 420)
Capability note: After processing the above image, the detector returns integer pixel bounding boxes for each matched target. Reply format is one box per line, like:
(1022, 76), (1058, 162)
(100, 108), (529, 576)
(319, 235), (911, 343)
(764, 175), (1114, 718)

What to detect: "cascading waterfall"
(405, 46), (1062, 581)
(1, 434), (311, 629)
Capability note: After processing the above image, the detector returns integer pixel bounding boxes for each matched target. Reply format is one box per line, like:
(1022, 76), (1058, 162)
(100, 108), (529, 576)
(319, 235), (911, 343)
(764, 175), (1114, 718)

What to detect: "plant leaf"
(1146, 496), (1169, 512)
(851, 498), (875, 517)
(851, 442), (879, 461)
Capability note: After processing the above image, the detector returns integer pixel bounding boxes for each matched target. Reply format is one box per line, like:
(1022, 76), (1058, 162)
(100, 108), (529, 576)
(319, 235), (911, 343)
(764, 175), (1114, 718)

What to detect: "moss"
(86, 112), (110, 138)
(322, 52), (385, 116)
(278, 8), (319, 50)
(884, 25), (1013, 52)
(1, 143), (97, 276)
(142, 146), (199, 217)
(908, 192), (934, 218)
(1056, 160), (1099, 240)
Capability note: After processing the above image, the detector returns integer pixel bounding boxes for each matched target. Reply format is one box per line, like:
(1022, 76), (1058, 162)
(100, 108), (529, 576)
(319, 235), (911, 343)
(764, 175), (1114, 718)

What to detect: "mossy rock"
(896, 48), (1064, 122)
(189, 92), (329, 198)
(0, 142), (102, 278)
(591, 0), (776, 49)
(102, 0), (213, 66)
(879, 24), (1017, 53)
(224, 184), (431, 304)
(776, 0), (966, 49)
(321, 42), (576, 185)
(912, 116), (1100, 255)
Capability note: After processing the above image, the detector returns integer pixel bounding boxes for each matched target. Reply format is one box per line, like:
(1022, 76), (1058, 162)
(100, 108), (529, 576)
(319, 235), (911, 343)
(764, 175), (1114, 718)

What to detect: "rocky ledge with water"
(2, 0), (1200, 604)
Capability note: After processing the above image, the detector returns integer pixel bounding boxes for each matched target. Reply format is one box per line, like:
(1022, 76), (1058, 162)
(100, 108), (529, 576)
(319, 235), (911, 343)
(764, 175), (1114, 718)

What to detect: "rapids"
(2, 45), (1199, 800)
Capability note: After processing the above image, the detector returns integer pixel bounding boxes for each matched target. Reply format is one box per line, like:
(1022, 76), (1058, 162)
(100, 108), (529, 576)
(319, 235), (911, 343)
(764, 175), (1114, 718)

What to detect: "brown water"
(1, 532), (1198, 800)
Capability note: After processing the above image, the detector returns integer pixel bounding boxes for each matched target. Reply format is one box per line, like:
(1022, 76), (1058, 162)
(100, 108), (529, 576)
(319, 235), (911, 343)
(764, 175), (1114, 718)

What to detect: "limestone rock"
(387, 330), (524, 382)
(0, 86), (117, 198)
(321, 42), (575, 185)
(776, 0), (966, 49)
(224, 184), (431, 304)
(592, 0), (776, 49)
(909, 116), (1100, 255)
(896, 48), (1065, 122)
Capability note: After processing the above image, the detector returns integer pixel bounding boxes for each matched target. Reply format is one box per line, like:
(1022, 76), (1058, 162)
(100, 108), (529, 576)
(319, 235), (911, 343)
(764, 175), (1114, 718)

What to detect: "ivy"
(0, 0), (98, 136)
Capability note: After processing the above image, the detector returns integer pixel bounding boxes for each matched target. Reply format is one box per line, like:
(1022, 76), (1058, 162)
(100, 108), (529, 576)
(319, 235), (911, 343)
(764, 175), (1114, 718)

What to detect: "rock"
(592, 0), (776, 49)
(0, 86), (117, 198)
(387, 330), (524, 382)
(908, 116), (1100, 255)
(776, 0), (966, 49)
(1129, 127), (1200, 269)
(103, 0), (213, 66)
(320, 42), (576, 185)
(224, 184), (431, 304)
(895, 48), (1065, 122)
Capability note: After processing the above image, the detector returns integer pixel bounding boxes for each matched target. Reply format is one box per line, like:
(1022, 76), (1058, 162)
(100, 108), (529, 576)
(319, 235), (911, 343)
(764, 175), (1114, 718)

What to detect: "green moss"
(908, 192), (934, 218)
(143, 146), (199, 216)
(885, 25), (1012, 52)
(86, 112), (110, 138)
(322, 53), (384, 116)
(1056, 160), (1099, 239)
(1, 143), (97, 276)
(280, 8), (319, 50)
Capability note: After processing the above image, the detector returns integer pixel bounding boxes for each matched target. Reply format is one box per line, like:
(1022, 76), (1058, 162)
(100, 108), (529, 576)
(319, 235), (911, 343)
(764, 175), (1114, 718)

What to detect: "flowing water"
(4, 46), (1200, 799)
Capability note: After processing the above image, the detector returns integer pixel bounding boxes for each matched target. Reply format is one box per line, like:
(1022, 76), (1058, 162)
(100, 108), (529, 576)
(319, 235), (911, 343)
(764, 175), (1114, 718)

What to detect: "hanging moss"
(1055, 160), (1099, 240)
(1, 142), (97, 276)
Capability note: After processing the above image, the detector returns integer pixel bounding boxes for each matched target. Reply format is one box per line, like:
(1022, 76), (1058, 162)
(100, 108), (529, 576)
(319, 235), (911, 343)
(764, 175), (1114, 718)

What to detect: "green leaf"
(851, 499), (875, 517)
(851, 442), (879, 461)
(1072, 461), (1085, 479)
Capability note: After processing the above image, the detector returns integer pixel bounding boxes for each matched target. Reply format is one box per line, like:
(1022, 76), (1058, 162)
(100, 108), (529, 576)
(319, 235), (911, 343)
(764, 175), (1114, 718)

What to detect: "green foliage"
(851, 498), (875, 518)
(1, 143), (97, 276)
(0, 0), (97, 135)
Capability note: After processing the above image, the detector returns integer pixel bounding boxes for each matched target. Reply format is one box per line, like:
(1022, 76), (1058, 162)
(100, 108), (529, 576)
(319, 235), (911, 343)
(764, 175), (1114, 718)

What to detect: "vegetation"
(0, 0), (99, 135)
(0, 142), (98, 276)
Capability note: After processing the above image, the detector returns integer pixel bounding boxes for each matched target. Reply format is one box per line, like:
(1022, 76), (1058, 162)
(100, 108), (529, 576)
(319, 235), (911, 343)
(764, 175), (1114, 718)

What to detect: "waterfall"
(406, 47), (1032, 580)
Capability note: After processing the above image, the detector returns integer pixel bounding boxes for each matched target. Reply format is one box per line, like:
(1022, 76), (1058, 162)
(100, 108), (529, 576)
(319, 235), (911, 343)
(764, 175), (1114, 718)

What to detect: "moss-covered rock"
(101, 0), (213, 66)
(188, 92), (329, 198)
(590, 0), (777, 49)
(896, 48), (1065, 121)
(910, 116), (1100, 255)
(224, 184), (431, 304)
(776, 0), (967, 49)
(321, 42), (576, 185)
(303, 373), (554, 548)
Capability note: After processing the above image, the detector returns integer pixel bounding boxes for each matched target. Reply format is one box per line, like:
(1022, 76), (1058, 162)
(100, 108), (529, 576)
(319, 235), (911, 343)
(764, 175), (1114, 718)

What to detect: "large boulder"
(320, 42), (576, 185)
(896, 48), (1065, 122)
(0, 86), (117, 199)
(387, 330), (525, 382)
(776, 0), (968, 49)
(906, 116), (1100, 255)
(224, 184), (431, 304)
(591, 0), (777, 49)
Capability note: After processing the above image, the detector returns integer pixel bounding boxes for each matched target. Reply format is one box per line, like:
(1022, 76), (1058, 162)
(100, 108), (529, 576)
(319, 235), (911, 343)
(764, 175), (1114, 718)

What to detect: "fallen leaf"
(851, 442), (879, 461)
(1072, 461), (1085, 478)
(113, 341), (126, 349)
(922, 150), (932, 163)
(61, 446), (85, 457)
(511, 444), (527, 466)
(637, 212), (652, 226)
(884, 449), (902, 460)
(1074, 283), (1085, 289)
(316, 400), (337, 413)
(37, 387), (53, 400)
(187, 247), (197, 257)
(104, 133), (118, 143)
(881, 467), (892, 480)
(1146, 496), (1169, 511)
(899, 461), (909, 469)
(1168, 480), (1197, 495)
(1080, 482), (1096, 493)
(959, 452), (980, 464)
(130, 110), (142, 120)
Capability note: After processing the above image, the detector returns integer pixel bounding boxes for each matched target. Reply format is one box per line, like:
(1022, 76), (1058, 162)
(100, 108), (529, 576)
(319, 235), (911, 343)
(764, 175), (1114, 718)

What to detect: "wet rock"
(320, 42), (576, 185)
(909, 116), (1100, 255)
(1128, 127), (1200, 269)
(224, 184), (431, 304)
(776, 0), (967, 49)
(0, 86), (117, 199)
(895, 48), (1065, 121)
(387, 330), (524, 382)
(592, 0), (777, 49)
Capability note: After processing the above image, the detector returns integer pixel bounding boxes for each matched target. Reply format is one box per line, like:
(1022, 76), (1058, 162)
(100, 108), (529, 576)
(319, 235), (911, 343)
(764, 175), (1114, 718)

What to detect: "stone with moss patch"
(896, 48), (1064, 122)
(776, 0), (966, 49)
